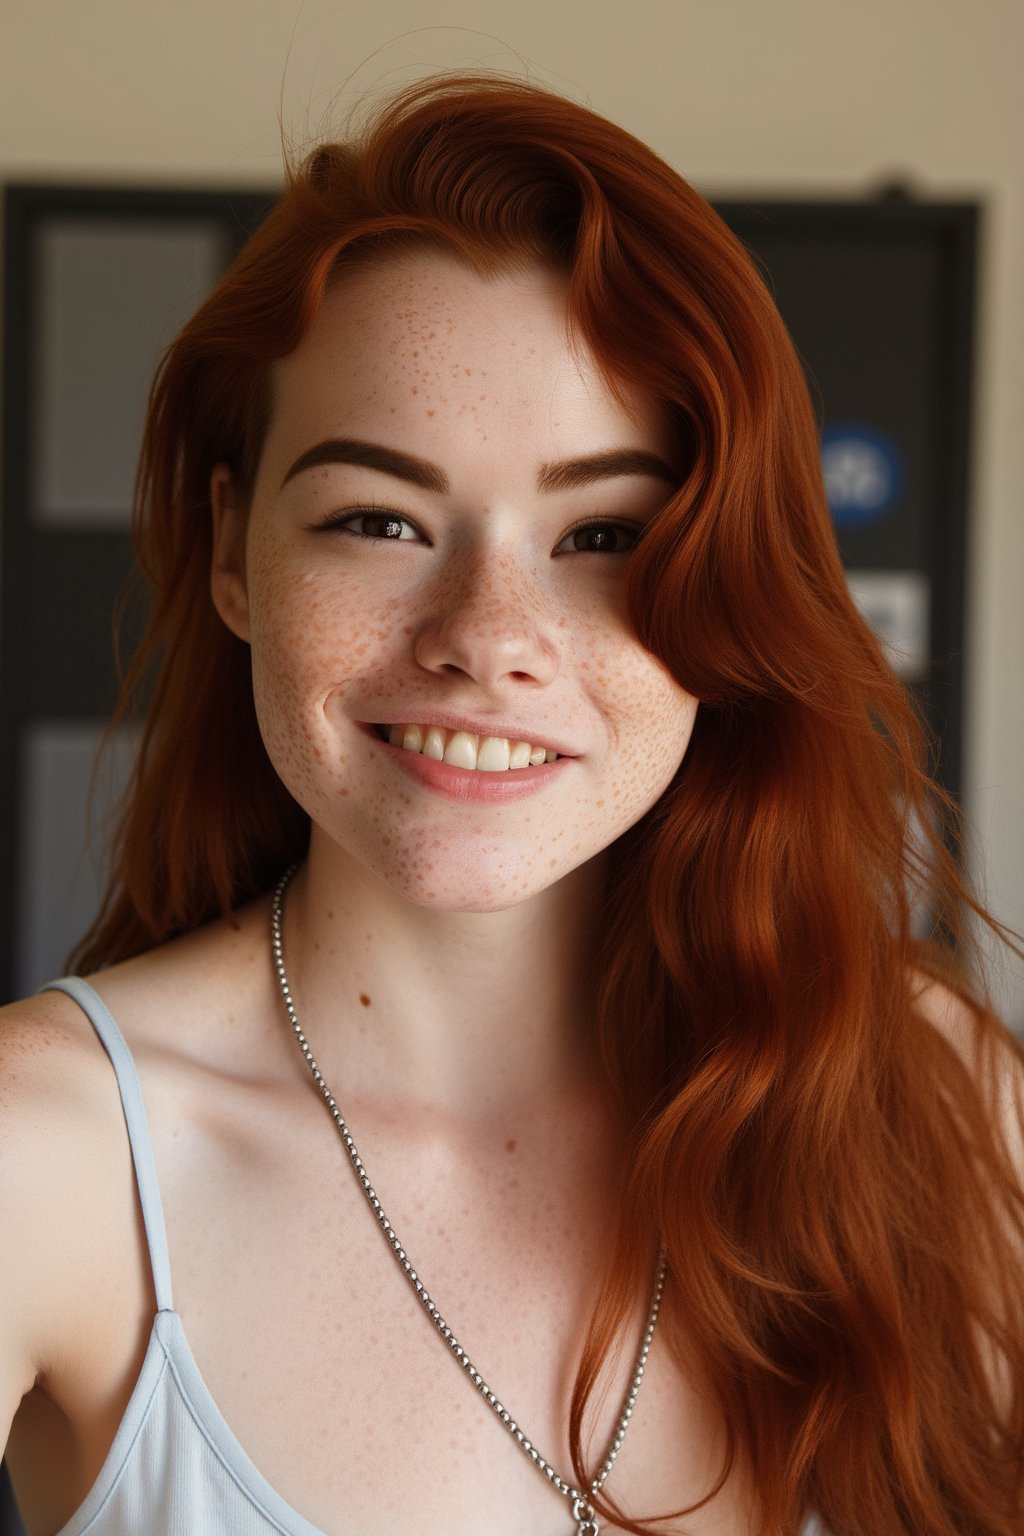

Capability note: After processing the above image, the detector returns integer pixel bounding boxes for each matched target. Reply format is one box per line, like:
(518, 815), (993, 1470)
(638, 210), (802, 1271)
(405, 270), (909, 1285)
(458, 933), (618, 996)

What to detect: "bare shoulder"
(0, 985), (126, 1193)
(908, 966), (983, 1046)
(0, 898), (269, 1377)
(0, 984), (103, 1091)
(80, 893), (273, 1064)
(1, 890), (269, 1085)
(1, 900), (279, 1457)
(908, 967), (1024, 1166)
(0, 986), (140, 1410)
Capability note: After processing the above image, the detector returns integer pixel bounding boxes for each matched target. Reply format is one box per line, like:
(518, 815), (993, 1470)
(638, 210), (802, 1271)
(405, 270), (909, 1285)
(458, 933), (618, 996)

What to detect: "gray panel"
(16, 720), (139, 994)
(846, 569), (930, 681)
(32, 218), (224, 526)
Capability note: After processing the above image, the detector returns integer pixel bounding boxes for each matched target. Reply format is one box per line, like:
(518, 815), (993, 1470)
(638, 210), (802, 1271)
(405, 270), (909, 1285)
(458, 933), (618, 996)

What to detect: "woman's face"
(211, 250), (698, 911)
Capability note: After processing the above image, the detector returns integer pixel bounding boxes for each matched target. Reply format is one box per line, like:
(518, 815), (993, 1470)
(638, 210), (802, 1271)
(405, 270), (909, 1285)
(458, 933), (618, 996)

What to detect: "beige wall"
(3, 0), (1021, 1022)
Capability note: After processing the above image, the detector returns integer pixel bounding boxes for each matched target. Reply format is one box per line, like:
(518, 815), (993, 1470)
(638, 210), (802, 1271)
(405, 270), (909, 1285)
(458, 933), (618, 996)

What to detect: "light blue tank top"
(8, 977), (830, 1536)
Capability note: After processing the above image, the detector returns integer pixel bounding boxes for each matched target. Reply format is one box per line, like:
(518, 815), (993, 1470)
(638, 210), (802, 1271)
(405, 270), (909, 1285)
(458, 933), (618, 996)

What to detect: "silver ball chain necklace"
(270, 863), (667, 1536)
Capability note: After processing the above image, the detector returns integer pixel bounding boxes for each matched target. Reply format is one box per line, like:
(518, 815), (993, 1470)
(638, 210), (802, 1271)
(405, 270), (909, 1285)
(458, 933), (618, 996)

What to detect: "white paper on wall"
(16, 719), (139, 995)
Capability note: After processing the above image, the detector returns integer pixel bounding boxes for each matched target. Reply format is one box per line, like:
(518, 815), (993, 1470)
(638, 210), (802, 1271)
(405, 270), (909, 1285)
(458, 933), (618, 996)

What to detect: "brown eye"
(559, 522), (639, 554)
(322, 510), (421, 541)
(358, 514), (412, 540)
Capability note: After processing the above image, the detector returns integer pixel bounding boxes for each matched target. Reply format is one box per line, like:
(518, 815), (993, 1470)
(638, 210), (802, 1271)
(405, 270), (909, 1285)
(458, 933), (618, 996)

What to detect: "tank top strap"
(41, 976), (175, 1313)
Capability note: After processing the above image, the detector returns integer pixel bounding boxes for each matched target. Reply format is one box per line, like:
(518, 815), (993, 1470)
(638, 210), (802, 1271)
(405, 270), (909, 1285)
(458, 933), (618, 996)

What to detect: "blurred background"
(0, 0), (1021, 1029)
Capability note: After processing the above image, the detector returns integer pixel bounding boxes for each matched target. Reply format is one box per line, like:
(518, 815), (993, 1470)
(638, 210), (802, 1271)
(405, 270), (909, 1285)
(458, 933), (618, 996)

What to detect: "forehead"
(262, 250), (673, 470)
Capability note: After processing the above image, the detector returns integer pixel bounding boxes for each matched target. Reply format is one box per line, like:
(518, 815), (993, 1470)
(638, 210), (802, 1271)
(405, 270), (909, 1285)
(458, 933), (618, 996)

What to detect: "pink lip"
(362, 725), (575, 804)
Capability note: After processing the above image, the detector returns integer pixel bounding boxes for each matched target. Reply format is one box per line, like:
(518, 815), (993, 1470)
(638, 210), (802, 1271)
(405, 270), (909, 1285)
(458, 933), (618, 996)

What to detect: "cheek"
(245, 561), (401, 787)
(574, 620), (699, 794)
(610, 678), (697, 820)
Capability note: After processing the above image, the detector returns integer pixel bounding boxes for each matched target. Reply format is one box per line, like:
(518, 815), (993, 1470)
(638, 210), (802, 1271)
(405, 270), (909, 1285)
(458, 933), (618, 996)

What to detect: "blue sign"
(820, 424), (904, 528)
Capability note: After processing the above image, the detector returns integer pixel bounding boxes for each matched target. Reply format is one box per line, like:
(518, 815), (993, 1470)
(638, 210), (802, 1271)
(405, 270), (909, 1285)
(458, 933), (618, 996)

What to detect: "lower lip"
(361, 727), (576, 804)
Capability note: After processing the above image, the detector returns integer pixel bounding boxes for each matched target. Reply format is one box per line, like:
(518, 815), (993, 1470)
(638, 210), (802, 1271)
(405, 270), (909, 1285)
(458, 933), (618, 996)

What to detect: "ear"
(210, 464), (251, 643)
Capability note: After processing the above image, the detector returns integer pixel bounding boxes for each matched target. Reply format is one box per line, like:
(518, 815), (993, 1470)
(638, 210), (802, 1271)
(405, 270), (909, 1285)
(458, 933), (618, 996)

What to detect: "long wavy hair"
(73, 75), (1024, 1533)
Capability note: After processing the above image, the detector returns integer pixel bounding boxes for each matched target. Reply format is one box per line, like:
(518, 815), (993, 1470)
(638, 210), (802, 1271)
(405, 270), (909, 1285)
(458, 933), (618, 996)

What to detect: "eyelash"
(313, 504), (642, 555)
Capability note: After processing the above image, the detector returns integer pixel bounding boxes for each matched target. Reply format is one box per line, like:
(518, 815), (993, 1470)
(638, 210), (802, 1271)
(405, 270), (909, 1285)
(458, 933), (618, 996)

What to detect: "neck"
(274, 834), (616, 1132)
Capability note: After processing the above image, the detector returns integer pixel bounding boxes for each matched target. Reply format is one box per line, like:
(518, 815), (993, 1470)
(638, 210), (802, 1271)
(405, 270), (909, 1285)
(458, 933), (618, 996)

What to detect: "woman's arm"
(911, 971), (1024, 1170)
(0, 996), (113, 1453)
(911, 971), (1024, 1422)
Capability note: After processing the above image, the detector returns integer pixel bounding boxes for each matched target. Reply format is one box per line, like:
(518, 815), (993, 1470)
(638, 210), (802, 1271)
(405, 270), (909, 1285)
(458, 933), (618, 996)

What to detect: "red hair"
(74, 75), (1024, 1532)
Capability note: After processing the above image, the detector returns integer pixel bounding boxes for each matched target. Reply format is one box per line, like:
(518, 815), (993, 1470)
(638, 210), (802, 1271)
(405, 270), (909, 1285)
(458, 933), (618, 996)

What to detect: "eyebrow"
(279, 438), (678, 496)
(537, 448), (677, 493)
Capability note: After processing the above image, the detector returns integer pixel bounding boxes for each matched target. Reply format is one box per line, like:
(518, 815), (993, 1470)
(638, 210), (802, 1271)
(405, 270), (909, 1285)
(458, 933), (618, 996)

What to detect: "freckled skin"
(214, 252), (697, 914)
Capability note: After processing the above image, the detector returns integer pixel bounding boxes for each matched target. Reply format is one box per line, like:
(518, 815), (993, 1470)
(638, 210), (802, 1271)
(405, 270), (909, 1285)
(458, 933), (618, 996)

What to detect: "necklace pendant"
(572, 1495), (600, 1535)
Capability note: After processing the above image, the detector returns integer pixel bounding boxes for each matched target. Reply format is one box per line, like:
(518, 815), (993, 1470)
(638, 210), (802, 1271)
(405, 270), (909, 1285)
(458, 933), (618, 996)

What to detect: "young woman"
(1, 74), (1022, 1536)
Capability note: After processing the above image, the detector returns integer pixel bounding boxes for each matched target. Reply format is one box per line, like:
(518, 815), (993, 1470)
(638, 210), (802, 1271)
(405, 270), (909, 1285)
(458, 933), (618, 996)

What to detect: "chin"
(381, 861), (572, 914)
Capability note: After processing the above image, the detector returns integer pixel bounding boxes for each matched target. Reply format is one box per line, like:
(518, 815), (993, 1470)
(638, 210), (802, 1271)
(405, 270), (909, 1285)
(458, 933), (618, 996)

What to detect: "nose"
(412, 543), (560, 689)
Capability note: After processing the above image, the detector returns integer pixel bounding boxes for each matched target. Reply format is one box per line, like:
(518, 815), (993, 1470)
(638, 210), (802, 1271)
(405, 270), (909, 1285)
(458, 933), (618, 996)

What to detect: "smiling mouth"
(373, 723), (560, 772)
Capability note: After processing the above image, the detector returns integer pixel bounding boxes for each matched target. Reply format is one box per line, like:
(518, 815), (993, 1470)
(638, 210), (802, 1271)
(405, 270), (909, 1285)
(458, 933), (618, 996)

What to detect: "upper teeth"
(384, 724), (558, 771)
